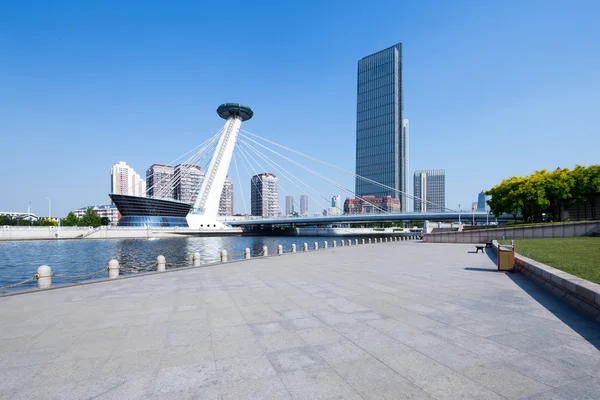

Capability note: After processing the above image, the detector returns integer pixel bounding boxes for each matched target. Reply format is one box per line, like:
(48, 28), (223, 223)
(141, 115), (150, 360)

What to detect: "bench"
(475, 245), (485, 253)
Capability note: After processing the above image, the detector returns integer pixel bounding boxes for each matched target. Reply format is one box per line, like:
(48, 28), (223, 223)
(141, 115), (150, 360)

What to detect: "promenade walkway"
(1, 242), (599, 399)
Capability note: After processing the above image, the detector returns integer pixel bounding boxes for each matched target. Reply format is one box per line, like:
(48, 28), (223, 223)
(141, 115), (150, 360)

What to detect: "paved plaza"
(1, 241), (600, 399)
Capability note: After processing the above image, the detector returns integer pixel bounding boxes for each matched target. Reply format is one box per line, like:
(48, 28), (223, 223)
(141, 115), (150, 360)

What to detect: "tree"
(40, 218), (58, 227)
(100, 217), (111, 226)
(62, 212), (80, 227)
(79, 207), (103, 227)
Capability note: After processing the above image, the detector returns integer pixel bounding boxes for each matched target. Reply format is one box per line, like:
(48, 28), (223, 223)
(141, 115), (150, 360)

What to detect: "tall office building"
(218, 176), (234, 216)
(300, 195), (309, 216)
(413, 169), (445, 212)
(146, 164), (174, 199)
(251, 173), (279, 217)
(477, 191), (490, 211)
(174, 164), (203, 204)
(111, 161), (146, 197)
(324, 194), (343, 216)
(355, 43), (409, 211)
(285, 195), (294, 215)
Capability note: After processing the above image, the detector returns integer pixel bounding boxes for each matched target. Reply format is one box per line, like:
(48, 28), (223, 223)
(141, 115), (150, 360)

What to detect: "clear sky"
(1, 0), (599, 216)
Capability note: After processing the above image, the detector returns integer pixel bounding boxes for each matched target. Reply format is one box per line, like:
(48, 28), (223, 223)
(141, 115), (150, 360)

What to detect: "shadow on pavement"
(464, 267), (502, 273)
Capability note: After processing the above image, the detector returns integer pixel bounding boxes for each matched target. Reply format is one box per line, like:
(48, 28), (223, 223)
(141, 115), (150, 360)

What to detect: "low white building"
(73, 205), (120, 225)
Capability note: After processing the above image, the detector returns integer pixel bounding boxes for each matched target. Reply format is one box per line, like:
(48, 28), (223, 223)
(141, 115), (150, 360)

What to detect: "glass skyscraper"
(413, 169), (446, 213)
(355, 43), (409, 211)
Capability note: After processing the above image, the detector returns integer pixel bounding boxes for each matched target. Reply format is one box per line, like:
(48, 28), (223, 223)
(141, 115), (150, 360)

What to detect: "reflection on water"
(0, 235), (369, 292)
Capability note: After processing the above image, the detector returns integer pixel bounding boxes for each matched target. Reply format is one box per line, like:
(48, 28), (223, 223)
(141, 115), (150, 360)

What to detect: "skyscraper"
(300, 195), (309, 216)
(174, 164), (203, 204)
(146, 164), (174, 199)
(218, 176), (234, 216)
(477, 191), (490, 211)
(413, 169), (445, 212)
(111, 161), (146, 197)
(285, 195), (294, 215)
(251, 173), (279, 217)
(355, 43), (408, 211)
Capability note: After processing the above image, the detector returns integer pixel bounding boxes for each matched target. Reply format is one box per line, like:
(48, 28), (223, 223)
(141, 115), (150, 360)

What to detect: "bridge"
(111, 103), (505, 230)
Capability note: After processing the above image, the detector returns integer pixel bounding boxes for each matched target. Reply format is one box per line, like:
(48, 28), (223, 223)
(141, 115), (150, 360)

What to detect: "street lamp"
(46, 198), (51, 219)
(458, 204), (461, 225)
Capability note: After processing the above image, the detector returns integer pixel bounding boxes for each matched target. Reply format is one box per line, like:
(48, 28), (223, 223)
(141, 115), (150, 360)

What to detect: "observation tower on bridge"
(186, 103), (253, 230)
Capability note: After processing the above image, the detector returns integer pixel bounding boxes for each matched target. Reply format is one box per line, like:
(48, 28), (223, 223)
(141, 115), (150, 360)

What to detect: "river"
(0, 235), (371, 293)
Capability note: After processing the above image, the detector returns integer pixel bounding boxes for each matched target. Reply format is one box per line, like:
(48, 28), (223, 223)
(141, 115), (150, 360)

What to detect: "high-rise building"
(285, 195), (294, 215)
(111, 161), (146, 197)
(344, 196), (400, 214)
(174, 164), (203, 204)
(251, 173), (279, 217)
(413, 169), (445, 212)
(323, 194), (343, 216)
(355, 43), (409, 211)
(477, 191), (490, 211)
(218, 176), (234, 216)
(300, 195), (309, 216)
(146, 164), (174, 199)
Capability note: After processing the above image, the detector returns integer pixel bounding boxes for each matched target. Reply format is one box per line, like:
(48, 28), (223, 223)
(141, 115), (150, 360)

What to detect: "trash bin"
(497, 241), (515, 271)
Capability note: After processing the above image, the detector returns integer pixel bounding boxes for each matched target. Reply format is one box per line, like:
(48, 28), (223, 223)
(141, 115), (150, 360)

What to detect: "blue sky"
(1, 0), (599, 216)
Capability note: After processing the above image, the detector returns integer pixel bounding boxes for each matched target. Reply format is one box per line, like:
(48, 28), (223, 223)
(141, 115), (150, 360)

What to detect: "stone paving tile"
(2, 242), (600, 399)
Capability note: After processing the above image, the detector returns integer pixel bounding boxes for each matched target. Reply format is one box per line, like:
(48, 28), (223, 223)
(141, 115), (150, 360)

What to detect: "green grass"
(500, 238), (600, 284)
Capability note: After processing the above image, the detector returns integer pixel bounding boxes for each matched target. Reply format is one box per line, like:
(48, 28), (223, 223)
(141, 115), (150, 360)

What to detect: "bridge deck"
(1, 243), (599, 399)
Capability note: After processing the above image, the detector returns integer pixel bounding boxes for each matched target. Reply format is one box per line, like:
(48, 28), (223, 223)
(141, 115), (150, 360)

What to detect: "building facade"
(414, 169), (446, 212)
(73, 205), (120, 225)
(111, 161), (146, 197)
(146, 164), (174, 199)
(251, 173), (279, 217)
(343, 196), (401, 214)
(174, 164), (203, 204)
(285, 195), (294, 215)
(355, 43), (409, 211)
(218, 176), (234, 216)
(300, 195), (309, 216)
(477, 191), (490, 211)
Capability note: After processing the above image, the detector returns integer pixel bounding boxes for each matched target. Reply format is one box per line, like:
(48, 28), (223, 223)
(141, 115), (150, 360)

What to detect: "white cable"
(232, 151), (247, 215)
(235, 142), (270, 216)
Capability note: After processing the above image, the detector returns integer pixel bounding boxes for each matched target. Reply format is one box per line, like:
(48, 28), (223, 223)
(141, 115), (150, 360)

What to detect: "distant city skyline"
(2, 2), (599, 216)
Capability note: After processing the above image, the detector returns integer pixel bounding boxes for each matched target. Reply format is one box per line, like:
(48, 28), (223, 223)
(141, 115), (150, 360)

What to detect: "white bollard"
(379, 238), (383, 243)
(323, 241), (328, 249)
(341, 240), (345, 247)
(368, 238), (372, 244)
(355, 239), (358, 245)
(108, 259), (119, 279)
(263, 246), (269, 256)
(385, 237), (388, 243)
(278, 245), (283, 255)
(303, 243), (308, 252)
(37, 265), (52, 289)
(193, 252), (201, 267)
(332, 240), (337, 247)
(362, 239), (365, 245)
(314, 242), (319, 250)
(291, 244), (297, 253)
(244, 248), (251, 259)
(221, 250), (228, 262)
(157, 255), (166, 272)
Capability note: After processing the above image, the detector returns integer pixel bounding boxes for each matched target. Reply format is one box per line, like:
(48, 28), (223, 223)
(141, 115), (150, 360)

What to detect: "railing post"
(323, 241), (328, 248)
(244, 248), (251, 259)
(221, 250), (228, 262)
(157, 255), (166, 272)
(37, 265), (52, 289)
(278, 245), (283, 255)
(108, 259), (119, 279)
(332, 240), (337, 247)
(314, 242), (319, 250)
(263, 246), (269, 256)
(303, 243), (308, 251)
(193, 252), (201, 267)
(291, 244), (296, 253)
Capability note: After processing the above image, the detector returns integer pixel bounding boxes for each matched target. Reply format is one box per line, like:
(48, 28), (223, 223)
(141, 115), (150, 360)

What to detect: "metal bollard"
(278, 245), (283, 255)
(193, 252), (201, 267)
(362, 239), (365, 245)
(108, 259), (119, 279)
(220, 250), (228, 262)
(291, 244), (296, 253)
(157, 255), (166, 272)
(244, 248), (251, 259)
(37, 265), (52, 289)
(314, 242), (319, 250)
(333, 240), (337, 247)
(303, 243), (308, 251)
(323, 241), (328, 249)
(263, 246), (269, 256)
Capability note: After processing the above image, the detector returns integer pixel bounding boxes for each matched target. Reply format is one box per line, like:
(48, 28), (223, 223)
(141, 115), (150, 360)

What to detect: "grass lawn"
(500, 237), (600, 284)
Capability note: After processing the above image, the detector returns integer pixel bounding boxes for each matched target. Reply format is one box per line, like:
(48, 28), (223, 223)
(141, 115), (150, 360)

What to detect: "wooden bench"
(475, 245), (485, 253)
